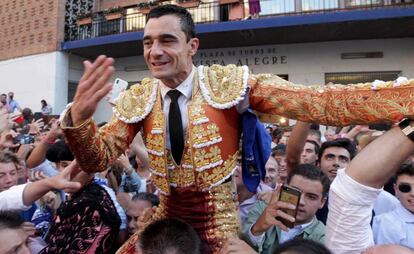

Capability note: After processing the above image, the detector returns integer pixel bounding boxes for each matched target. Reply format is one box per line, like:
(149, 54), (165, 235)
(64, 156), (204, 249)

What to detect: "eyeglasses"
(398, 183), (413, 193)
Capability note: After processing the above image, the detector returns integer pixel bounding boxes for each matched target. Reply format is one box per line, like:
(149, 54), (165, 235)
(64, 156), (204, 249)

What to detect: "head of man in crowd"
(272, 147), (287, 184)
(307, 129), (322, 146)
(300, 140), (319, 166)
(0, 211), (30, 254)
(394, 163), (414, 214)
(318, 138), (357, 182)
(324, 128), (336, 142)
(264, 156), (279, 189)
(0, 94), (7, 106)
(279, 126), (293, 145)
(8, 92), (14, 100)
(127, 192), (160, 235)
(46, 140), (74, 171)
(137, 218), (201, 254)
(144, 4), (199, 88)
(287, 164), (330, 225)
(273, 238), (332, 254)
(272, 127), (284, 145)
(0, 151), (20, 192)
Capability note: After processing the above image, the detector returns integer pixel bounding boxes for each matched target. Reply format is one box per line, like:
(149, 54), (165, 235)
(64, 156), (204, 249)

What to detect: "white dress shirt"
(0, 184), (31, 211)
(159, 67), (249, 150)
(373, 202), (414, 249)
(325, 169), (382, 254)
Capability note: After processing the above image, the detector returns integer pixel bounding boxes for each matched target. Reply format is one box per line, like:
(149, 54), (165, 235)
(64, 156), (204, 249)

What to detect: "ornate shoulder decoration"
(112, 78), (158, 123)
(198, 64), (249, 109)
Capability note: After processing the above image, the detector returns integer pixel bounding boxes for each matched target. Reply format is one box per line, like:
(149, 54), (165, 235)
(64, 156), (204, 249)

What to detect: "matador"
(61, 4), (414, 254)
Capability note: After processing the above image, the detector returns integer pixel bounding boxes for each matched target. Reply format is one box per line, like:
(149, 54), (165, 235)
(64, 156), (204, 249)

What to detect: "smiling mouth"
(152, 62), (168, 67)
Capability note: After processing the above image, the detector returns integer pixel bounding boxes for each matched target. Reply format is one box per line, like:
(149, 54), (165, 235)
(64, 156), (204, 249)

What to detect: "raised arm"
(26, 119), (62, 168)
(249, 74), (414, 126)
(347, 124), (414, 188)
(61, 55), (140, 173)
(22, 161), (82, 206)
(286, 121), (311, 175)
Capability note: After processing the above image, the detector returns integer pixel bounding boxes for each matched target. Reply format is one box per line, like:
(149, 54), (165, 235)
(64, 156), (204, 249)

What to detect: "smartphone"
(33, 112), (44, 121)
(108, 78), (128, 104)
(14, 134), (35, 145)
(276, 185), (302, 228)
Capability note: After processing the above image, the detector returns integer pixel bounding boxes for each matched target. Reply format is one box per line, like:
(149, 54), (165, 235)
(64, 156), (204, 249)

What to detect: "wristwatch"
(398, 119), (414, 142)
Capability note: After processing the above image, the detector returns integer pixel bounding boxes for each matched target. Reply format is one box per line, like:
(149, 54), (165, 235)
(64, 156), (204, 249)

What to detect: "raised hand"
(0, 109), (13, 134)
(251, 185), (296, 235)
(71, 55), (115, 126)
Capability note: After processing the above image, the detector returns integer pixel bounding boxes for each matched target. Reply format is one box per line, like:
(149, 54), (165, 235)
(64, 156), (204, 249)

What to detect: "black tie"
(167, 90), (184, 164)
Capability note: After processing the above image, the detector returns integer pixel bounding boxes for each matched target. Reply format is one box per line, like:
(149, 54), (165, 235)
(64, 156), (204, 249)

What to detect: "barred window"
(325, 71), (401, 85)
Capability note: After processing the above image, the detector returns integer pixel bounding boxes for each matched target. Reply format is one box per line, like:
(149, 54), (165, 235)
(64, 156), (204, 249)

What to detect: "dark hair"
(132, 192), (160, 207)
(138, 218), (201, 254)
(287, 164), (330, 197)
(318, 138), (356, 162)
(272, 127), (284, 142)
(306, 140), (320, 155)
(396, 162), (414, 178)
(147, 4), (196, 42)
(308, 129), (321, 140)
(41, 99), (47, 106)
(273, 238), (332, 254)
(46, 140), (74, 162)
(0, 150), (20, 166)
(0, 211), (24, 230)
(272, 144), (286, 157)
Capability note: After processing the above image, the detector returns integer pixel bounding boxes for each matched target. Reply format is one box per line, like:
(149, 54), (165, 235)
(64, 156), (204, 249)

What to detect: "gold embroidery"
(250, 74), (414, 126)
(114, 79), (157, 123)
(200, 65), (246, 105)
(205, 181), (239, 252)
(196, 153), (238, 191)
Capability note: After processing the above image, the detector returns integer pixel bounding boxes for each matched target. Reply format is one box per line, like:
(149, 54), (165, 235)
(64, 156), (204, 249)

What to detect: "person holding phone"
(242, 164), (329, 254)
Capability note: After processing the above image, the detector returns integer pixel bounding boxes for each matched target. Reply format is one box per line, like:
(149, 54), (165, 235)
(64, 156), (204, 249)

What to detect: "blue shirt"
(8, 99), (20, 113)
(373, 202), (414, 249)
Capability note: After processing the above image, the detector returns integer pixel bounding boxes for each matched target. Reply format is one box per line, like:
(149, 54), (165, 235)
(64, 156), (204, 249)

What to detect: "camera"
(14, 134), (35, 145)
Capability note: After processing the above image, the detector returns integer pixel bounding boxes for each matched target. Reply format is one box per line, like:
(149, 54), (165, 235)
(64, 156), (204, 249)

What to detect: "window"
(68, 81), (78, 102)
(325, 71), (401, 85)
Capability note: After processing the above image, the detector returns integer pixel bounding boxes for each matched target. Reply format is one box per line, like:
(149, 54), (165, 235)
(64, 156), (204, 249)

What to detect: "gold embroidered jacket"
(62, 64), (414, 193)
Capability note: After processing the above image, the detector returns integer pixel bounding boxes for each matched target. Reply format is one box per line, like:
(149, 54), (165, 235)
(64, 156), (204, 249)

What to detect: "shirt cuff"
(248, 224), (265, 245)
(59, 103), (92, 130)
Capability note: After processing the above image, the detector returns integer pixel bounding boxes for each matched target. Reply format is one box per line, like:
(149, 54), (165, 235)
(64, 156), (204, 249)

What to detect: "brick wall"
(0, 0), (66, 61)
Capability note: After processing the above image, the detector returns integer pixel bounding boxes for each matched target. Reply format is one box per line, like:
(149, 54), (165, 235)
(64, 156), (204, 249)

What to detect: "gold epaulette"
(198, 64), (249, 109)
(113, 78), (158, 123)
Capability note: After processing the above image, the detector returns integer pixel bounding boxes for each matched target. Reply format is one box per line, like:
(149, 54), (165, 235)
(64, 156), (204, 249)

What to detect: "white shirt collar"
(294, 216), (315, 231)
(396, 202), (414, 223)
(160, 68), (194, 101)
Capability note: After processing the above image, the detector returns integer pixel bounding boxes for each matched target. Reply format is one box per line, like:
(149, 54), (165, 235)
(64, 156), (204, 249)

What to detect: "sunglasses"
(398, 183), (413, 193)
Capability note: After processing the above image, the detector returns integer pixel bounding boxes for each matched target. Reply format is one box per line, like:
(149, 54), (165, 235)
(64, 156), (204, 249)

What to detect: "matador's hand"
(71, 55), (115, 126)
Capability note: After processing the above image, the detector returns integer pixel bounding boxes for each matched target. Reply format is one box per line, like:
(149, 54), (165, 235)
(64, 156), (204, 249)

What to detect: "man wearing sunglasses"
(372, 163), (414, 249)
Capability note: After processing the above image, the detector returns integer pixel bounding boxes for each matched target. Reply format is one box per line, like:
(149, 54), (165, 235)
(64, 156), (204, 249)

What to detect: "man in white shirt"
(373, 163), (414, 249)
(325, 120), (414, 254)
(0, 151), (82, 211)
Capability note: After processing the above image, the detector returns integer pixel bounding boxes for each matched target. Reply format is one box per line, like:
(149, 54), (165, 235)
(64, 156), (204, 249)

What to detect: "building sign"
(193, 46), (287, 67)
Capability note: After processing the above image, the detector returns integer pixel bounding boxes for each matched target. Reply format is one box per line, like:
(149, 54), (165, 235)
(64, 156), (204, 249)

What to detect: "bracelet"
(42, 137), (55, 145)
(398, 119), (414, 143)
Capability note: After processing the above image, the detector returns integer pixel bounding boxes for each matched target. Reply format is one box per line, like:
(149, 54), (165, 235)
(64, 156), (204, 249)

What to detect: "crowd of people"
(1, 3), (414, 254)
(1, 100), (414, 254)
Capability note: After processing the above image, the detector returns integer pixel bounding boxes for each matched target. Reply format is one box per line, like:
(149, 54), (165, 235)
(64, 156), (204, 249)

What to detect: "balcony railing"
(65, 0), (413, 41)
